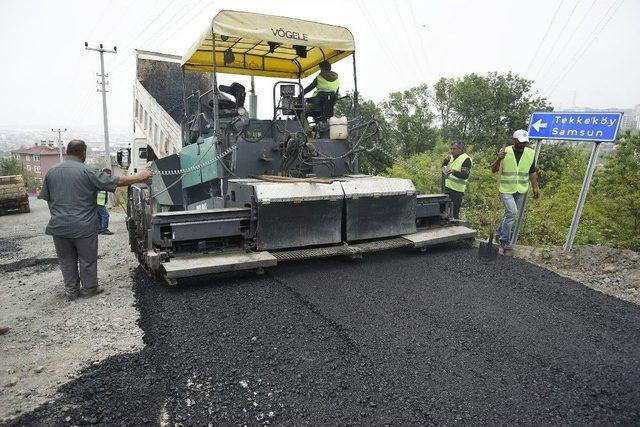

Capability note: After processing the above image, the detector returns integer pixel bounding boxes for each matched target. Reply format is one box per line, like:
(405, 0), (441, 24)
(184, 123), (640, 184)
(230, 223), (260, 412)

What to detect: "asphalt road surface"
(8, 246), (640, 425)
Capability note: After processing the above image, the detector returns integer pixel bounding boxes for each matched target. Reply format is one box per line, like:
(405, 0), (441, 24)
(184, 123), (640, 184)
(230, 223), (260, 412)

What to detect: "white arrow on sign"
(532, 118), (548, 132)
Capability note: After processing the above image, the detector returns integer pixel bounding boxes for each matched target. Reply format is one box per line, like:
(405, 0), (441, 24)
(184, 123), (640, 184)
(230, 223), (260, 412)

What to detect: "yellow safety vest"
(445, 153), (472, 193)
(96, 190), (107, 206)
(314, 74), (339, 95)
(500, 145), (535, 194)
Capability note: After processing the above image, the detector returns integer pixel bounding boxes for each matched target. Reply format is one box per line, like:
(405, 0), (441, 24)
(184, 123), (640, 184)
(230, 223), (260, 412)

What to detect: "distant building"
(10, 142), (66, 182)
(620, 105), (640, 131)
(572, 105), (640, 132)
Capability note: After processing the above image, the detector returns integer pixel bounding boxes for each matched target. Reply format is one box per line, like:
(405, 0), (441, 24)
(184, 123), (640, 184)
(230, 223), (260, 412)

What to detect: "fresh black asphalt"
(7, 246), (640, 425)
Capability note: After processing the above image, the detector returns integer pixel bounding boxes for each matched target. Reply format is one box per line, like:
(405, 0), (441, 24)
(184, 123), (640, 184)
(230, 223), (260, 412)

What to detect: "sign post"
(564, 141), (601, 252)
(525, 111), (623, 253)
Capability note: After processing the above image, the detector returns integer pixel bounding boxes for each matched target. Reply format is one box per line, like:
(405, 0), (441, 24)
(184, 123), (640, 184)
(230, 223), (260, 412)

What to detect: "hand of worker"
(498, 148), (506, 160)
(444, 166), (452, 174)
(138, 168), (153, 181)
(532, 186), (540, 199)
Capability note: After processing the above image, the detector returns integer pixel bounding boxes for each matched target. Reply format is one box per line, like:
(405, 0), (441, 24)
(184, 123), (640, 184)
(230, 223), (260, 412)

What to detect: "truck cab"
(116, 138), (149, 176)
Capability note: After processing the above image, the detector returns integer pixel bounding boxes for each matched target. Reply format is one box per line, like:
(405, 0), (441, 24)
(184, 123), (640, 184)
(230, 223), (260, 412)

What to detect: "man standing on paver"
(490, 130), (540, 251)
(41, 140), (152, 301)
(442, 141), (472, 219)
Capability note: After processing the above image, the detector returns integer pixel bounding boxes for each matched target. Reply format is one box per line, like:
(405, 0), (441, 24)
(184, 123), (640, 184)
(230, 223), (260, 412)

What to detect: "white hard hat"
(512, 129), (529, 143)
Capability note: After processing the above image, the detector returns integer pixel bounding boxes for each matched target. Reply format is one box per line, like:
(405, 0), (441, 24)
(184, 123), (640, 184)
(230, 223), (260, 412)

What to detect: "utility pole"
(51, 128), (67, 163)
(85, 42), (117, 166)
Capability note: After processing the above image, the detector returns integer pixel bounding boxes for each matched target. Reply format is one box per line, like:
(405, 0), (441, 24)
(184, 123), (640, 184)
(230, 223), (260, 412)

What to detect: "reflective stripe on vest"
(96, 190), (107, 206)
(499, 146), (535, 194)
(445, 153), (472, 193)
(314, 74), (339, 95)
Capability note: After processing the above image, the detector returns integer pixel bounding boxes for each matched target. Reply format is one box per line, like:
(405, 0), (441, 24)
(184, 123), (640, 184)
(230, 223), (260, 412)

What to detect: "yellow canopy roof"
(181, 10), (355, 78)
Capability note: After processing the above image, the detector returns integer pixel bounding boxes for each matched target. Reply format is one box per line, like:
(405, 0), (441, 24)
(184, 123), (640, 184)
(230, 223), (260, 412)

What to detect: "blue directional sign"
(527, 111), (623, 142)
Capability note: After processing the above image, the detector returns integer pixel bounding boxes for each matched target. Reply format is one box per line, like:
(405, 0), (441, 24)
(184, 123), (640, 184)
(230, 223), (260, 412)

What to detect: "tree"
(433, 77), (456, 138)
(434, 72), (551, 153)
(379, 84), (437, 157)
(334, 93), (394, 174)
(592, 132), (640, 250)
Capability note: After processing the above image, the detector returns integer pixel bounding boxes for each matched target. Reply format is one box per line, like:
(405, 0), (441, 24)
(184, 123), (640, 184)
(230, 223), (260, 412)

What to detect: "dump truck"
(123, 10), (477, 284)
(0, 175), (30, 215)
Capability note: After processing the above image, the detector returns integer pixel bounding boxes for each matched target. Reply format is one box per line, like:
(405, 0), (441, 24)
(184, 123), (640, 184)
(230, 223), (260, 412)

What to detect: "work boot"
(0, 326), (9, 335)
(101, 229), (114, 235)
(67, 291), (80, 302)
(79, 287), (104, 299)
(499, 240), (511, 252)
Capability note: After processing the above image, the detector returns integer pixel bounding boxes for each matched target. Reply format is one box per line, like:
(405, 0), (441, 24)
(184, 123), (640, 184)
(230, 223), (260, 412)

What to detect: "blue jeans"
(498, 192), (525, 243)
(97, 205), (110, 231)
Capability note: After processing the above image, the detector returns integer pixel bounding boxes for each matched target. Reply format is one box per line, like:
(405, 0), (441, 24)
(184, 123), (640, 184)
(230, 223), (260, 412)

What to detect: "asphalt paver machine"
(126, 10), (477, 284)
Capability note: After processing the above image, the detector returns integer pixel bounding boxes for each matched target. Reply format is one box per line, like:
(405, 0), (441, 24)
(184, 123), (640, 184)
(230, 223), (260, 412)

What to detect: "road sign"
(528, 111), (623, 142)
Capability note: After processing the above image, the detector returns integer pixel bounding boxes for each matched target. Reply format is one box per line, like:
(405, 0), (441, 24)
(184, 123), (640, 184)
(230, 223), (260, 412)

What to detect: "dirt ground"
(510, 244), (640, 306)
(0, 198), (143, 421)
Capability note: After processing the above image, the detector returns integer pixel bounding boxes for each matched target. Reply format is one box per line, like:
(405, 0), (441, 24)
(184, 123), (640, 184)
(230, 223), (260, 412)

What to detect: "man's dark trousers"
(52, 234), (98, 297)
(445, 188), (464, 219)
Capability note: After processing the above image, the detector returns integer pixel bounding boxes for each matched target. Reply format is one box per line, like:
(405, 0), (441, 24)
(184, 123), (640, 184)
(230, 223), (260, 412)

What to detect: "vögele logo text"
(271, 27), (308, 41)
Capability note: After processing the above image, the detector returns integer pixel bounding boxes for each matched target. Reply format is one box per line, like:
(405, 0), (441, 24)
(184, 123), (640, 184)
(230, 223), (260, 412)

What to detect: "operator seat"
(307, 91), (337, 122)
(207, 82), (246, 118)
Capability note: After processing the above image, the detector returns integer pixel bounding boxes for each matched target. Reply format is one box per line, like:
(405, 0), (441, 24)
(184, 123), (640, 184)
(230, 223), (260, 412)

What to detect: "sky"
(0, 0), (638, 139)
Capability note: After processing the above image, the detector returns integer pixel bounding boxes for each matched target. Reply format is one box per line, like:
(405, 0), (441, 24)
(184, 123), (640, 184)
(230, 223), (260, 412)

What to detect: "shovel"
(478, 146), (505, 260)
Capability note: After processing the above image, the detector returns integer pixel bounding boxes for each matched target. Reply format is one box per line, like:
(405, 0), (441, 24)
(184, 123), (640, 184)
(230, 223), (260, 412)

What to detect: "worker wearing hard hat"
(490, 130), (540, 251)
(442, 141), (472, 219)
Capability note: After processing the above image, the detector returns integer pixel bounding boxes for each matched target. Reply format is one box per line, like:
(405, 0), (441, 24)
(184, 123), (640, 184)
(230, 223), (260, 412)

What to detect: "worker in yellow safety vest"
(96, 168), (114, 235)
(490, 129), (540, 251)
(303, 60), (340, 97)
(442, 141), (472, 219)
(301, 61), (340, 131)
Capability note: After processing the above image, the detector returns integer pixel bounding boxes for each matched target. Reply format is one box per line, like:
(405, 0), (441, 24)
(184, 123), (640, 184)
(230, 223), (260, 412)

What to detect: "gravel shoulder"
(0, 198), (143, 421)
(511, 244), (640, 305)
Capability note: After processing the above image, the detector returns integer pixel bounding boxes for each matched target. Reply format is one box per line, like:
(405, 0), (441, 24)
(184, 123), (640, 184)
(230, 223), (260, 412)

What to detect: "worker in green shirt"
(442, 141), (472, 219)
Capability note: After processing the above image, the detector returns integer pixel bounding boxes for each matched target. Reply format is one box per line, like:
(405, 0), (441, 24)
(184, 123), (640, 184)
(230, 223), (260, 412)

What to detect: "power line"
(106, 0), (178, 73)
(546, 0), (621, 90)
(354, 0), (404, 81)
(538, 0), (597, 82)
(391, 0), (427, 84)
(546, 0), (624, 94)
(525, 0), (565, 76)
(137, 0), (201, 51)
(533, 0), (579, 80)
(155, 0), (214, 48)
(406, 0), (434, 81)
(109, 0), (215, 80)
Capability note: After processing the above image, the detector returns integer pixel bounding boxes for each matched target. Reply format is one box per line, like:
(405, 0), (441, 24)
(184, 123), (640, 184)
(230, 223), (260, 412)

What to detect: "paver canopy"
(181, 10), (355, 78)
